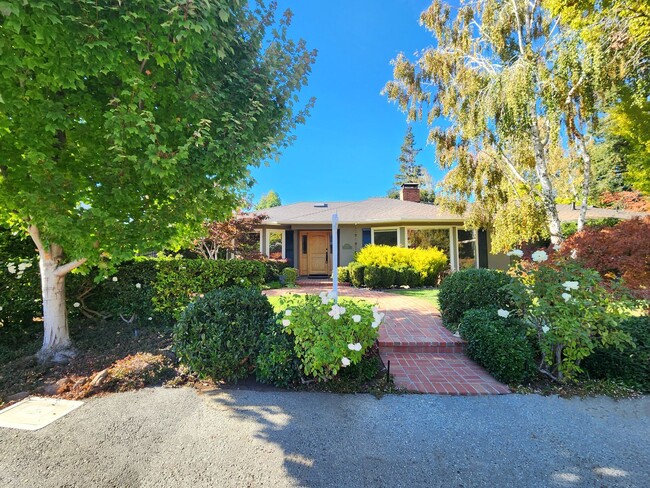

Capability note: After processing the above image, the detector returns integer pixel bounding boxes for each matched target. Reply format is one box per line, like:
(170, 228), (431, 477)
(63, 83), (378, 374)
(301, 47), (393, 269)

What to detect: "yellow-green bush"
(354, 245), (447, 286)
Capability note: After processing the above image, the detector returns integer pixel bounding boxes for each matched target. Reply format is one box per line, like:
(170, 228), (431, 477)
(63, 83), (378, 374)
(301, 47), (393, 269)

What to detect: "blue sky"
(250, 0), (445, 205)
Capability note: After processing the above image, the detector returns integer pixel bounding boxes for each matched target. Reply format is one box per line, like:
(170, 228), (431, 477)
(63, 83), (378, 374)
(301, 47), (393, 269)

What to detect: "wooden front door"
(307, 232), (330, 275)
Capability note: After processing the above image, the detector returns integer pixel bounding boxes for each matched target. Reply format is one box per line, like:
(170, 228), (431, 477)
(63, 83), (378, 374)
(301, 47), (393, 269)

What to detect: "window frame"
(371, 227), (400, 247)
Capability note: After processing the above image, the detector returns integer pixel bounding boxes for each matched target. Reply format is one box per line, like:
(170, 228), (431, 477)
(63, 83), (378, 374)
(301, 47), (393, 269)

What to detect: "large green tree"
(388, 127), (435, 203)
(255, 189), (282, 209)
(384, 0), (612, 251)
(0, 0), (315, 362)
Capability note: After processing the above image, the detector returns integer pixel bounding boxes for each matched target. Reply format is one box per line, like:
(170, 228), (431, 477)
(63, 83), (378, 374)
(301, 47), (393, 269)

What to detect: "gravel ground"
(1, 387), (648, 488)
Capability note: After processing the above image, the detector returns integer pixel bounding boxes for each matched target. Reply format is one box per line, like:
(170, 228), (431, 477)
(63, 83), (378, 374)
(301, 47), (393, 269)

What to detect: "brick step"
(295, 279), (351, 288)
(378, 341), (465, 354)
(380, 351), (510, 395)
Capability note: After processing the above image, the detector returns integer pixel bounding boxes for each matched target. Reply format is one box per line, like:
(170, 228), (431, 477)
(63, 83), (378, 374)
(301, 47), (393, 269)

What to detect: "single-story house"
(252, 184), (647, 277)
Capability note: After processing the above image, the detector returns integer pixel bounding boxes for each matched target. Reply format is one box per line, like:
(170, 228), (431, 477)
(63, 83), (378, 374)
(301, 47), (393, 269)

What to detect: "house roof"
(255, 198), (648, 227)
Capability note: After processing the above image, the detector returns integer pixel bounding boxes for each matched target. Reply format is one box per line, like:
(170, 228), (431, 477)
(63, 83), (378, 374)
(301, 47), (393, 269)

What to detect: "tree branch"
(54, 258), (88, 277)
(27, 224), (46, 256)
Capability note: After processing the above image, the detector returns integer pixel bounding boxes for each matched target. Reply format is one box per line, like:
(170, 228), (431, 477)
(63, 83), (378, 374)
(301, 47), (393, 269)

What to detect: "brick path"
(265, 283), (509, 395)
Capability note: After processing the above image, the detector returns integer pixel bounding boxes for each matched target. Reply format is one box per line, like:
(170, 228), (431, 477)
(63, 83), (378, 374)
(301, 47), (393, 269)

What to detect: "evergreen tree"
(389, 127), (435, 203)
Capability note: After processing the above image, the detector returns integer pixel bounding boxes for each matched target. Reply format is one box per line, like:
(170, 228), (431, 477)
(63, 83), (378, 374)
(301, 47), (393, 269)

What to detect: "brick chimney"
(400, 183), (420, 203)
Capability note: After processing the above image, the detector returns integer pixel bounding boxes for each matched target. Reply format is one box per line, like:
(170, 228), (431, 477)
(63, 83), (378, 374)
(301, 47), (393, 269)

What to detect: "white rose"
(341, 357), (350, 367)
(531, 250), (548, 263)
(497, 309), (510, 318)
(282, 319), (291, 327)
(352, 315), (361, 323)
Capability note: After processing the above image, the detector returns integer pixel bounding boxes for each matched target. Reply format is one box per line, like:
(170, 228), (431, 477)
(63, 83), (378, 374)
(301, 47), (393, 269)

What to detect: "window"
(302, 234), (308, 254)
(265, 230), (284, 259)
(407, 228), (450, 254)
(373, 229), (398, 246)
(457, 229), (477, 269)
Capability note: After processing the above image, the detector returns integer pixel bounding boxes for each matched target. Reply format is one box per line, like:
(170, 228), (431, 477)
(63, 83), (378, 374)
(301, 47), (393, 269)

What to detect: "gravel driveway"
(1, 387), (648, 487)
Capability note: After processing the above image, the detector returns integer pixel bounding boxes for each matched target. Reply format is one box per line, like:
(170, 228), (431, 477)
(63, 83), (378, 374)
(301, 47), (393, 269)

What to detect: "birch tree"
(384, 0), (609, 250)
(0, 0), (315, 362)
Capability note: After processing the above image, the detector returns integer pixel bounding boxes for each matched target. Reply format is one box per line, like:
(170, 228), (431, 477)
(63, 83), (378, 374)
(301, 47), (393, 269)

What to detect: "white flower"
(285, 309), (292, 316)
(373, 311), (385, 322)
(497, 309), (510, 318)
(371, 321), (380, 329)
(73, 302), (80, 308)
(135, 283), (142, 289)
(282, 319), (291, 327)
(319, 291), (327, 299)
(17, 262), (31, 271)
(570, 249), (578, 260)
(352, 314), (361, 323)
(321, 296), (330, 305)
(541, 325), (550, 334)
(0, 306), (2, 311)
(531, 250), (548, 263)
(506, 249), (524, 258)
(562, 292), (572, 302)
(7, 264), (16, 274)
(328, 304), (346, 320)
(112, 276), (118, 282)
(562, 281), (579, 291)
(347, 343), (362, 351)
(147, 317), (153, 321)
(371, 306), (379, 313)
(341, 357), (351, 367)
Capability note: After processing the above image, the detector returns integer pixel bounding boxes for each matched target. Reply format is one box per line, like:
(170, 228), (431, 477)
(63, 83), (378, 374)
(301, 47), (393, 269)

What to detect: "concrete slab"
(0, 396), (83, 431)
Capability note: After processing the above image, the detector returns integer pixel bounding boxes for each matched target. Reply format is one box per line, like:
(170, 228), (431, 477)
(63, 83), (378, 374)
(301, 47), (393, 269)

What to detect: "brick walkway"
(265, 283), (509, 395)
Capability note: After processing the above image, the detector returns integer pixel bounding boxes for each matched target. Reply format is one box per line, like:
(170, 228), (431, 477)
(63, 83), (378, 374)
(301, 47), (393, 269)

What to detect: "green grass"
(387, 288), (440, 309)
(266, 294), (372, 313)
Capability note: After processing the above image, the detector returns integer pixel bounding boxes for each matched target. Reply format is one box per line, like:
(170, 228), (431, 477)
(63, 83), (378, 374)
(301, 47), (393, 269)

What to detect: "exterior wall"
(486, 231), (511, 270)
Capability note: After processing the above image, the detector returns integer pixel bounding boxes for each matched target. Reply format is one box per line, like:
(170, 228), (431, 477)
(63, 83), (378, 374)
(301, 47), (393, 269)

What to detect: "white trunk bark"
(39, 256), (72, 357)
(574, 134), (592, 233)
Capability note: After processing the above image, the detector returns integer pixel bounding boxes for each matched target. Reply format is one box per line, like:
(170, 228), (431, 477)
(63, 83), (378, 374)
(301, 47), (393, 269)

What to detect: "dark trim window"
(457, 229), (477, 269)
(373, 229), (398, 246)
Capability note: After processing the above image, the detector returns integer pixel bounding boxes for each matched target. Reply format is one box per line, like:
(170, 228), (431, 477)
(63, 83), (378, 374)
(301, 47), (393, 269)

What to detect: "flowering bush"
(508, 252), (637, 381)
(277, 291), (383, 381)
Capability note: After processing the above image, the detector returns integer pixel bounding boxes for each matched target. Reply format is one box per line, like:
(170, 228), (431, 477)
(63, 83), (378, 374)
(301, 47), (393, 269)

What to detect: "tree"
(388, 127), (436, 203)
(0, 1), (316, 362)
(384, 0), (612, 251)
(195, 212), (267, 260)
(255, 190), (282, 209)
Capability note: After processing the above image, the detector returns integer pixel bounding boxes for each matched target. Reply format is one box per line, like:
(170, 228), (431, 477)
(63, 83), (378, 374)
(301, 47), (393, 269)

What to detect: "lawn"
(387, 288), (440, 309)
(266, 294), (372, 313)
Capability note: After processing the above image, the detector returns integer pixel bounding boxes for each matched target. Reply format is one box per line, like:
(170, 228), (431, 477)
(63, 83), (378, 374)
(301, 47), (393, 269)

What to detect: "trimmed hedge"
(348, 262), (366, 288)
(152, 258), (265, 315)
(438, 268), (513, 329)
(173, 287), (274, 382)
(582, 315), (650, 392)
(459, 307), (536, 385)
(337, 266), (350, 283)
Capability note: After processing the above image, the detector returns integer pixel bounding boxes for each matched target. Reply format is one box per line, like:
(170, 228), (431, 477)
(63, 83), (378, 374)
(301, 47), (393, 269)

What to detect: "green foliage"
(337, 266), (350, 283)
(152, 258), (266, 316)
(354, 245), (447, 286)
(560, 218), (620, 238)
(255, 319), (301, 387)
(173, 287), (274, 382)
(260, 259), (292, 283)
(347, 262), (366, 288)
(509, 253), (637, 381)
(278, 293), (382, 381)
(459, 308), (536, 385)
(388, 126), (435, 202)
(255, 190), (282, 210)
(582, 315), (650, 392)
(363, 266), (396, 289)
(438, 269), (513, 330)
(280, 267), (298, 287)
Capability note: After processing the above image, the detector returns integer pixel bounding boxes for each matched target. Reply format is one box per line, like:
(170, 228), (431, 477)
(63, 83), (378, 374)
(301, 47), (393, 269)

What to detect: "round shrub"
(459, 307), (536, 385)
(355, 244), (447, 285)
(438, 268), (513, 329)
(337, 266), (350, 283)
(348, 262), (366, 288)
(173, 287), (274, 382)
(363, 265), (396, 289)
(582, 315), (650, 392)
(281, 267), (298, 286)
(256, 319), (301, 387)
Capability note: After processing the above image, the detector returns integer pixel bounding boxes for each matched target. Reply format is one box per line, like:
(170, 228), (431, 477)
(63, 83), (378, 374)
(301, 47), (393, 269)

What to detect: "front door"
(307, 232), (330, 275)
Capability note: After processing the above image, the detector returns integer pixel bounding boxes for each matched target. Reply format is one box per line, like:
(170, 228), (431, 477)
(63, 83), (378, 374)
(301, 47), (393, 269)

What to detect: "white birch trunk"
(38, 255), (73, 361)
(27, 225), (86, 363)
(574, 134), (592, 232)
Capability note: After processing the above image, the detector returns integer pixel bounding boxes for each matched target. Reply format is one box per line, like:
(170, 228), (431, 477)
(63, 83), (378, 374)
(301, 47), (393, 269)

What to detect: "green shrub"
(363, 265), (396, 289)
(438, 268), (513, 330)
(582, 315), (650, 392)
(459, 307), (536, 385)
(153, 258), (266, 316)
(256, 319), (301, 387)
(278, 292), (382, 381)
(354, 244), (447, 285)
(261, 258), (291, 283)
(348, 262), (366, 288)
(173, 287), (274, 382)
(280, 267), (298, 287)
(337, 266), (350, 283)
(398, 267), (422, 288)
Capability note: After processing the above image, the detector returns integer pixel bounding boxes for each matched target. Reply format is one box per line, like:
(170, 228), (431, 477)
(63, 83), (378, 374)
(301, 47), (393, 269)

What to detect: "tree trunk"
(530, 119), (564, 247)
(574, 133), (592, 232)
(37, 255), (74, 363)
(27, 224), (87, 364)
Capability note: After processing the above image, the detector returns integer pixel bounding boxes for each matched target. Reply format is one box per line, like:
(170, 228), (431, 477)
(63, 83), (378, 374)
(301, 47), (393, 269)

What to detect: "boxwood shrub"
(337, 266), (350, 283)
(173, 287), (274, 382)
(459, 307), (536, 385)
(363, 265), (396, 289)
(438, 268), (513, 330)
(582, 315), (650, 392)
(256, 319), (301, 387)
(348, 262), (366, 288)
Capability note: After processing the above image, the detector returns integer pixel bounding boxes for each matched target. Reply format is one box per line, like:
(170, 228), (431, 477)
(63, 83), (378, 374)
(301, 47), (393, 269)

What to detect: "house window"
(266, 230), (285, 259)
(372, 228), (398, 246)
(407, 228), (451, 254)
(457, 229), (477, 269)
